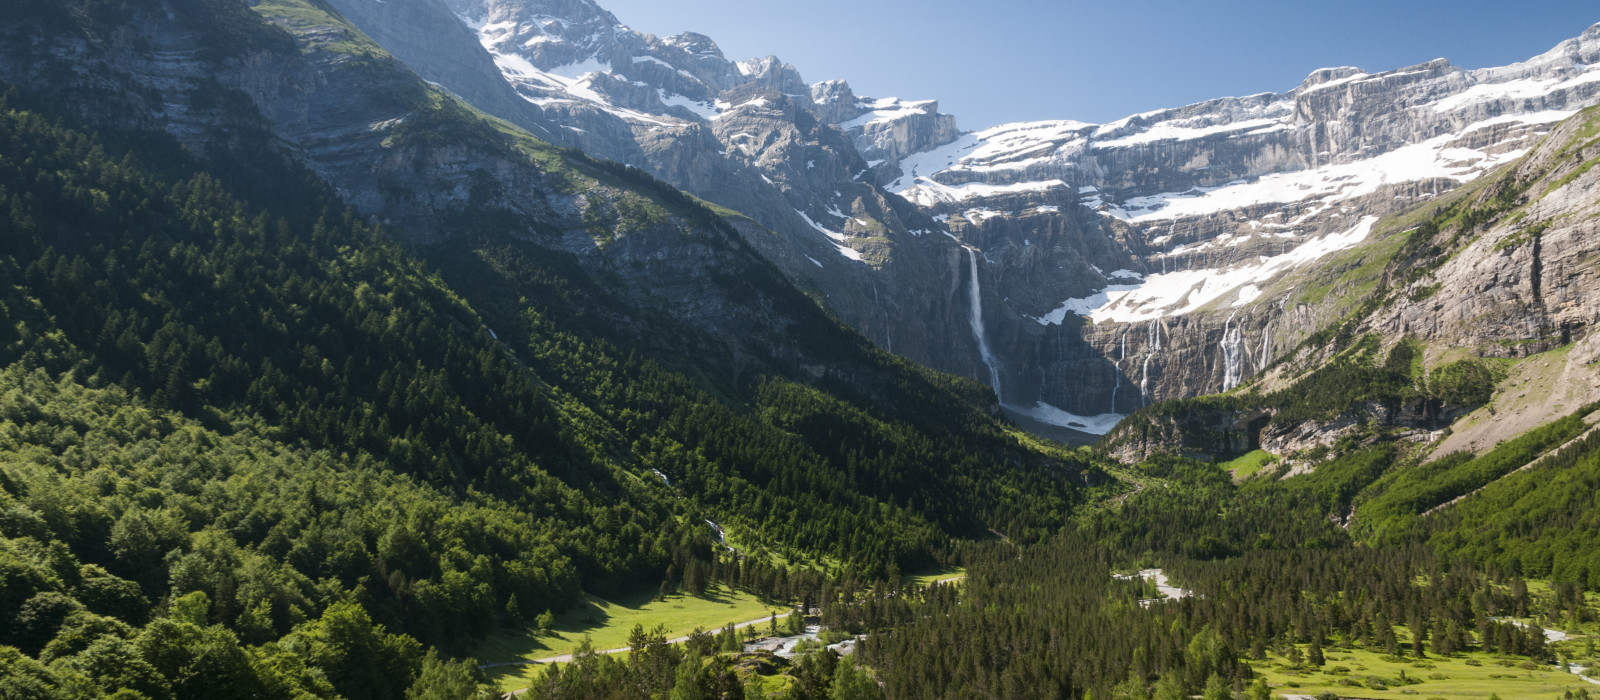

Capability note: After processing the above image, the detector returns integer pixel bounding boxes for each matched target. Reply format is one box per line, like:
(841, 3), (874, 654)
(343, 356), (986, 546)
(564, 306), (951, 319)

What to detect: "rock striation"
(195, 0), (1600, 440)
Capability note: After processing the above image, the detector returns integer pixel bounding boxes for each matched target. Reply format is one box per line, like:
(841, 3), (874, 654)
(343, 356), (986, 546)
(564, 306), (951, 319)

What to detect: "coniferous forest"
(4, 1), (1600, 699)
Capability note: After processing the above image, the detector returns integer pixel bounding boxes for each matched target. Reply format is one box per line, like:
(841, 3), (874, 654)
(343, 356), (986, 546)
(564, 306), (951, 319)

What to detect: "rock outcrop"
(1103, 104), (1600, 462)
(225, 0), (1600, 441)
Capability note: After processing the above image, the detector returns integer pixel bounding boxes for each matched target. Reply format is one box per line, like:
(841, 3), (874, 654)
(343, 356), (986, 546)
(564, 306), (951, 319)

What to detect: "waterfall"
(1222, 311), (1244, 391)
(1140, 320), (1162, 406)
(1259, 320), (1271, 372)
(965, 247), (1002, 399)
(1109, 331), (1126, 413)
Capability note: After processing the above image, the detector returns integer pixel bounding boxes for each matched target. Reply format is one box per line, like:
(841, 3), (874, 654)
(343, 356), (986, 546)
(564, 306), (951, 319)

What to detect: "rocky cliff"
(0, 0), (904, 377)
(881, 26), (1600, 439)
(312, 0), (1026, 397)
(160, 0), (1600, 443)
(1103, 104), (1600, 463)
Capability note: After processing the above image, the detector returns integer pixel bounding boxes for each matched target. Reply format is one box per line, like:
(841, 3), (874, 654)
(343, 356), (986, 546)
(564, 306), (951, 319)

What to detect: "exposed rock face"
(1369, 109), (1600, 356)
(1102, 103), (1600, 462)
(881, 25), (1600, 438)
(318, 0), (569, 144)
(821, 89), (962, 182)
(0, 0), (881, 375)
(310, 0), (1007, 401)
(214, 0), (1600, 440)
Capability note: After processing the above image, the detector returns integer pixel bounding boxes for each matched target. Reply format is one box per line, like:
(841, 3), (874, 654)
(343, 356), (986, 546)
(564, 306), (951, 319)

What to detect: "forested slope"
(0, 0), (1103, 696)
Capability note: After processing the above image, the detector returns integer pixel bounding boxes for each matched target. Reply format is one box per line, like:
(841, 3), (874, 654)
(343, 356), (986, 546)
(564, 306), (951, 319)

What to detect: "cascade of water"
(1259, 320), (1271, 371)
(965, 247), (1002, 399)
(1222, 311), (1244, 391)
(1110, 330), (1126, 413)
(1140, 320), (1162, 406)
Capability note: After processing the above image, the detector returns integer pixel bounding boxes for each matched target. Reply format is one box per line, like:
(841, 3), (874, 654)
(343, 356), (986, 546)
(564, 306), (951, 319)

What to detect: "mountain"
(1104, 99), (1600, 470)
(317, 0), (1600, 441)
(0, 0), (1099, 694)
(8, 1), (1600, 699)
(316, 0), (997, 380)
(887, 26), (1600, 436)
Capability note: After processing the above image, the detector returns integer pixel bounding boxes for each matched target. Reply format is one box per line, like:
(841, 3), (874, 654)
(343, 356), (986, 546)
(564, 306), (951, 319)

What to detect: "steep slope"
(890, 27), (1600, 435)
(384, 3), (1600, 441)
(312, 0), (1023, 400)
(0, 0), (1104, 687)
(1104, 104), (1600, 471)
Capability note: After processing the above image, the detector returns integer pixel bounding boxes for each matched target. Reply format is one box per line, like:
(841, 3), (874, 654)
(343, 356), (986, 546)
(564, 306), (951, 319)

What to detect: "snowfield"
(1035, 216), (1378, 325)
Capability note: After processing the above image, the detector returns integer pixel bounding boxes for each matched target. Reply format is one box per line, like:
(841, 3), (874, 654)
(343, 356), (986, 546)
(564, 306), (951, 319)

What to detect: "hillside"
(0, 0), (1101, 696)
(7, 2), (1600, 700)
(305, 0), (1600, 438)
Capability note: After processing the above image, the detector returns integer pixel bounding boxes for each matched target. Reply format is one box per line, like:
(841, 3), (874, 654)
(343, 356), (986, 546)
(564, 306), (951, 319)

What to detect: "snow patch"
(1005, 401), (1123, 435)
(900, 179), (1070, 207)
(1040, 216), (1377, 324)
(1108, 129), (1532, 222)
(795, 209), (863, 262)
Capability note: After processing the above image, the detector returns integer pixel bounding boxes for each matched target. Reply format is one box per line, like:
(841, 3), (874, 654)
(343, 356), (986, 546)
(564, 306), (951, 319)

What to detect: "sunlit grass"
(474, 584), (787, 692)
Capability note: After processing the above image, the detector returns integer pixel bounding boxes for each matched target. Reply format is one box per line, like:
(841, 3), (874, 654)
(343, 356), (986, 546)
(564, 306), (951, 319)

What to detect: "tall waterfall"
(1259, 320), (1272, 372)
(1140, 320), (1162, 406)
(1222, 311), (1244, 391)
(965, 247), (1002, 399)
(1110, 331), (1126, 413)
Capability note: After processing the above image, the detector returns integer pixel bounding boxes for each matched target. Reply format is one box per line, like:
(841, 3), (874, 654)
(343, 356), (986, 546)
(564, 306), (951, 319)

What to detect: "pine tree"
(669, 654), (708, 700)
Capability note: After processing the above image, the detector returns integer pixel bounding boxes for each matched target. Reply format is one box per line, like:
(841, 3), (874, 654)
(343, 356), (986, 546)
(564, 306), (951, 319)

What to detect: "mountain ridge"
(321, 0), (1600, 439)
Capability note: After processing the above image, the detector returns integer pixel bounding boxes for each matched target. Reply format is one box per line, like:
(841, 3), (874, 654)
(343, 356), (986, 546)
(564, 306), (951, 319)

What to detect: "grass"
(1499, 579), (1600, 643)
(252, 0), (389, 57)
(1288, 220), (1407, 310)
(475, 584), (788, 691)
(1255, 644), (1593, 699)
(905, 566), (966, 587)
(1221, 449), (1276, 482)
(1442, 344), (1577, 437)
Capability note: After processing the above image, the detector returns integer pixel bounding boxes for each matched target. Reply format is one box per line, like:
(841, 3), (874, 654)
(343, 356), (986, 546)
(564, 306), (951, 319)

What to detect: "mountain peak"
(1299, 66), (1364, 89)
(663, 31), (724, 59)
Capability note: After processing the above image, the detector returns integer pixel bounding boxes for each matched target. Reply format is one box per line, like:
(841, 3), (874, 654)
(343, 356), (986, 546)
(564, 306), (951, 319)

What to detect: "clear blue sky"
(597, 0), (1599, 128)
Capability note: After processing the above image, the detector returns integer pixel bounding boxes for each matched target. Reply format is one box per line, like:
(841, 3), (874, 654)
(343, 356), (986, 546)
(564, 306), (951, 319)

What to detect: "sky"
(596, 0), (1599, 129)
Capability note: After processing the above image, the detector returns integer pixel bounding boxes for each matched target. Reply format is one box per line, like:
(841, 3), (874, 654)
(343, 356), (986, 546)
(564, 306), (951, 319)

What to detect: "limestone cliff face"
(879, 27), (1600, 438)
(307, 0), (1004, 399)
(1368, 110), (1600, 356)
(318, 0), (570, 145)
(1102, 105), (1600, 462)
(0, 0), (935, 377)
(810, 80), (961, 182)
(129, 0), (1600, 442)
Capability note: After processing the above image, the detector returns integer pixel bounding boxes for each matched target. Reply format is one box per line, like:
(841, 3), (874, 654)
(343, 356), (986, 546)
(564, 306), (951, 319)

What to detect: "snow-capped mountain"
(323, 0), (1009, 381)
(882, 25), (1600, 437)
(319, 0), (1600, 441)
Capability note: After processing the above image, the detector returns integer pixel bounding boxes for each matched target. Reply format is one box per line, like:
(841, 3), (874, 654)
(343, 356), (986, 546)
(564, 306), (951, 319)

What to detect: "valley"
(3, 1), (1600, 699)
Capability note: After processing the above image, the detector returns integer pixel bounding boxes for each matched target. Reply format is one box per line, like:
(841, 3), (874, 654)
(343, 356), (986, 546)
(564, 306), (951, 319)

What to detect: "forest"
(0, 0), (1090, 692)
(3, 0), (1600, 698)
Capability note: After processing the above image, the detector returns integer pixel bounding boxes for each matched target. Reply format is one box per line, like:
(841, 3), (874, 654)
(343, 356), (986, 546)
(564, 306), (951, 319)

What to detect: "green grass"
(1256, 644), (1592, 699)
(475, 584), (787, 691)
(906, 566), (967, 587)
(1221, 449), (1276, 482)
(252, 0), (389, 57)
(687, 194), (755, 221)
